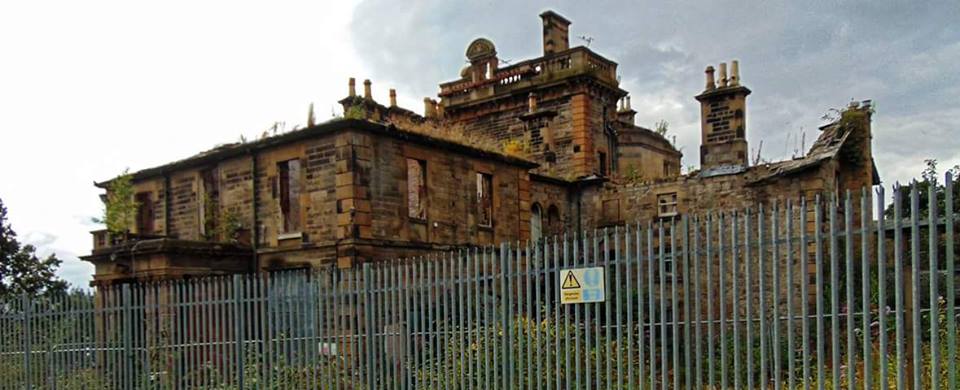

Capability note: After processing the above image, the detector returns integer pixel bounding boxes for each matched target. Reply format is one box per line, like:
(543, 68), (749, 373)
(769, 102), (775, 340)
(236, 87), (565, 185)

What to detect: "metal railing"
(2, 179), (959, 389)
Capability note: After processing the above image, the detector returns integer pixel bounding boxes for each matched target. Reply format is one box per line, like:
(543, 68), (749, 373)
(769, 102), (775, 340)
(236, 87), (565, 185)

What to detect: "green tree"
(0, 197), (67, 298)
(884, 159), (960, 219)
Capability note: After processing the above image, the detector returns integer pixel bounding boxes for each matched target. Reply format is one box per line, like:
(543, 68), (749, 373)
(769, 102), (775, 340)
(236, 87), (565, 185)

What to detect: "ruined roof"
(98, 119), (538, 186)
(746, 120), (852, 185)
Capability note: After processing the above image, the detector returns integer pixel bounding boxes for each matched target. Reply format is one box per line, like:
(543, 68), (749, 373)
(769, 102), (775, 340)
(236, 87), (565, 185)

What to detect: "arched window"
(531, 203), (543, 242)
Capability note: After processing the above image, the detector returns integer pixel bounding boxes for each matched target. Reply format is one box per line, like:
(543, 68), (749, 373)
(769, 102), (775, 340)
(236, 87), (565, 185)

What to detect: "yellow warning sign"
(559, 267), (605, 304)
(561, 271), (581, 289)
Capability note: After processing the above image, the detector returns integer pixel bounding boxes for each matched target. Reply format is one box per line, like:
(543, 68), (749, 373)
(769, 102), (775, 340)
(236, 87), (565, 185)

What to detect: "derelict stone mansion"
(83, 11), (878, 286)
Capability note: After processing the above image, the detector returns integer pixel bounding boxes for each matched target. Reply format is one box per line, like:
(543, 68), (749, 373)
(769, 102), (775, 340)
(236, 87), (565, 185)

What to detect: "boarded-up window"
(477, 173), (493, 227)
(200, 167), (220, 239)
(135, 192), (154, 235)
(407, 158), (427, 220)
(602, 198), (620, 223)
(598, 152), (608, 176)
(531, 203), (543, 242)
(547, 205), (562, 235)
(278, 159), (302, 233)
(657, 192), (678, 218)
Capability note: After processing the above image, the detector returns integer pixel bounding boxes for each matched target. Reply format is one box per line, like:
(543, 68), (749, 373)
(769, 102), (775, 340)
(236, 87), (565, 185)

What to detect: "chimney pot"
(389, 89), (397, 107)
(626, 96), (632, 111)
(718, 63), (728, 88)
(730, 60), (740, 86)
(705, 66), (716, 91)
(363, 79), (372, 100)
(348, 78), (356, 97)
(528, 92), (538, 113)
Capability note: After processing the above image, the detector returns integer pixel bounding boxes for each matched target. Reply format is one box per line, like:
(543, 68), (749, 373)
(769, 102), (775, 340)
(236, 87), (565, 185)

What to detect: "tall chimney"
(704, 66), (716, 91)
(729, 60), (740, 86)
(718, 63), (728, 88)
(363, 79), (372, 100)
(348, 78), (356, 97)
(540, 11), (571, 55)
(389, 89), (397, 107)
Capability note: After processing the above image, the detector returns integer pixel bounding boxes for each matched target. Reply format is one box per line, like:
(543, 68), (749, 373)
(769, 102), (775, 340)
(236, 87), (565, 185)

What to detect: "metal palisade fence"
(1, 179), (959, 389)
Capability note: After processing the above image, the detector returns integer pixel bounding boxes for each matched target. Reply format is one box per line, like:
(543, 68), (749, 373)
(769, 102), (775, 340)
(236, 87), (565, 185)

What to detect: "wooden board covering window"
(278, 159), (302, 234)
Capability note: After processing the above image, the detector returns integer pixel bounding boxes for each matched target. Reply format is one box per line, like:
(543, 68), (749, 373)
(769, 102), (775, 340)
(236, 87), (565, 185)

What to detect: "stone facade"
(84, 10), (878, 286)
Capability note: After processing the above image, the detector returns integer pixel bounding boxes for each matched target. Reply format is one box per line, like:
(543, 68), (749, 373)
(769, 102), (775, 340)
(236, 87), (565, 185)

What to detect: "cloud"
(22, 231), (58, 248)
(349, 0), (960, 186)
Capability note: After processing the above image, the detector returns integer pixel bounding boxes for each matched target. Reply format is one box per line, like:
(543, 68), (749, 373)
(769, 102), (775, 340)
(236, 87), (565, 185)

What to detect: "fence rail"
(2, 180), (959, 389)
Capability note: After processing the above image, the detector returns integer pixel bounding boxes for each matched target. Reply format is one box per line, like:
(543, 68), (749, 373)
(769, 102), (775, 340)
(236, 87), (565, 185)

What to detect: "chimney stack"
(695, 61), (751, 171)
(616, 95), (636, 125)
(718, 63), (728, 88)
(348, 78), (356, 97)
(424, 98), (436, 118)
(729, 60), (740, 86)
(704, 66), (716, 91)
(389, 89), (397, 107)
(363, 79), (372, 100)
(540, 11), (571, 55)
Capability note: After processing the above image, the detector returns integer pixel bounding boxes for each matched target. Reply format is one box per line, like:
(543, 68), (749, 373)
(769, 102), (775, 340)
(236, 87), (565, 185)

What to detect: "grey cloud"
(23, 231), (57, 248)
(350, 0), (960, 185)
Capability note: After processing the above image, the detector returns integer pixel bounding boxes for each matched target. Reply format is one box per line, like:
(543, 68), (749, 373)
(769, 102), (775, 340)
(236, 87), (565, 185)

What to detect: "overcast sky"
(1, 1), (957, 288)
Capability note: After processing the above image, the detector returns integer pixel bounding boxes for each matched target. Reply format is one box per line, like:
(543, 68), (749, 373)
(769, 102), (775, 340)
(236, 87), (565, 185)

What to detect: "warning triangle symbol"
(562, 271), (581, 289)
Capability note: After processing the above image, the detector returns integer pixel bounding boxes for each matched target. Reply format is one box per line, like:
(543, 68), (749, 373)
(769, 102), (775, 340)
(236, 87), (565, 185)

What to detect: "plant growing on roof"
(655, 119), (669, 136)
(93, 169), (139, 236)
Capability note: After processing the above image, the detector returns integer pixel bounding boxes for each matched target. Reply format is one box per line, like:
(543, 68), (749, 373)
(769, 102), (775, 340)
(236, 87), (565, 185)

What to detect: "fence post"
(122, 284), (133, 390)
(500, 243), (510, 390)
(233, 274), (245, 388)
(22, 294), (31, 389)
(364, 263), (375, 390)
